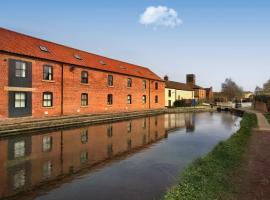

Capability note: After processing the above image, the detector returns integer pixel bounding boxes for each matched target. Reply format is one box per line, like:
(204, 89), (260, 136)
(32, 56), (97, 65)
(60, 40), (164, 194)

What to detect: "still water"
(0, 112), (240, 200)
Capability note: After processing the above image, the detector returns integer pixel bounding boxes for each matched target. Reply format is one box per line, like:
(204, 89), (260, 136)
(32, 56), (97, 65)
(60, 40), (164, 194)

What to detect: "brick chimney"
(164, 75), (169, 81)
(186, 74), (196, 85)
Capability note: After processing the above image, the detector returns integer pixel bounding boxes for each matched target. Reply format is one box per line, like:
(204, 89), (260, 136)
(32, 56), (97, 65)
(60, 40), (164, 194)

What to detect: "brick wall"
(0, 53), (165, 118)
(255, 101), (268, 113)
(195, 88), (206, 100)
(0, 54), (8, 118)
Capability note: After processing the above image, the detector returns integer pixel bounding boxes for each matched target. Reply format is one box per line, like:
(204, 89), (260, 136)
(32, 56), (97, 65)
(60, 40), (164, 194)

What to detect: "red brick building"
(186, 74), (213, 101)
(0, 28), (164, 119)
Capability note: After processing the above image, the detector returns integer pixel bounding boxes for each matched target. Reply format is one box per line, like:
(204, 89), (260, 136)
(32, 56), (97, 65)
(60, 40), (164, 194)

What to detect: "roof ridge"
(0, 27), (151, 71)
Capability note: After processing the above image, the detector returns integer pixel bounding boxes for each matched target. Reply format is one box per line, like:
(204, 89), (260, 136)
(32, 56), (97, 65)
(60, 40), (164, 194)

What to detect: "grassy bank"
(264, 113), (270, 123)
(164, 113), (257, 200)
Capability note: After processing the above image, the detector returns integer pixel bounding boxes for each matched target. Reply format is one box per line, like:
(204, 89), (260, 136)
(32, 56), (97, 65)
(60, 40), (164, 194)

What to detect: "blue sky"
(1, 0), (269, 91)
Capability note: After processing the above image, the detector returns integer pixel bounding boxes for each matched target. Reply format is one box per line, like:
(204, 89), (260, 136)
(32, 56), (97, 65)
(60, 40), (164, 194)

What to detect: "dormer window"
(74, 54), (82, 60)
(39, 46), (48, 52)
(99, 60), (106, 65)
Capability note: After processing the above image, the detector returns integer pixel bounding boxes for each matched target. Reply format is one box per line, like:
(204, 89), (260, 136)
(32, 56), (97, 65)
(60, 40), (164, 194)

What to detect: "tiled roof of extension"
(0, 28), (162, 81)
(165, 81), (194, 91)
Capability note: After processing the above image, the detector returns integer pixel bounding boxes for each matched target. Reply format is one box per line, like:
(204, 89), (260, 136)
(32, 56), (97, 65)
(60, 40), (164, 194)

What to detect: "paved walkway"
(238, 110), (270, 200)
(245, 109), (270, 131)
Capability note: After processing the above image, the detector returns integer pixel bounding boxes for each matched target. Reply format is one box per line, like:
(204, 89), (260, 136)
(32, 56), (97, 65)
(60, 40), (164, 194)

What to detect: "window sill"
(108, 85), (114, 88)
(42, 80), (55, 83)
(41, 106), (54, 109)
(80, 83), (89, 86)
(107, 104), (113, 107)
(80, 105), (89, 108)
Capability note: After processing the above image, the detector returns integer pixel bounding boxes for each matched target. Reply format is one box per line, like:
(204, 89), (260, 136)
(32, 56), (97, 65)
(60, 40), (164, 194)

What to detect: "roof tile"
(0, 28), (162, 81)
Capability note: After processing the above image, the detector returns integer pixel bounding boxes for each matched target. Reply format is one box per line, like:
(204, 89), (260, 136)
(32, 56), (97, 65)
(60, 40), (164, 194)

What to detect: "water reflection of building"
(0, 115), (165, 199)
(165, 113), (195, 133)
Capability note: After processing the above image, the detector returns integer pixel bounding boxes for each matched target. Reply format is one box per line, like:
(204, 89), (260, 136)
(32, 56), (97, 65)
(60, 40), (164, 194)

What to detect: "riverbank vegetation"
(164, 112), (257, 200)
(264, 113), (270, 123)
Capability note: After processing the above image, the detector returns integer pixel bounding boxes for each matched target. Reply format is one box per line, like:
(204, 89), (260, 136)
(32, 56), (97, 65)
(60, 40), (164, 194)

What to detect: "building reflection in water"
(165, 113), (195, 133)
(0, 115), (166, 199)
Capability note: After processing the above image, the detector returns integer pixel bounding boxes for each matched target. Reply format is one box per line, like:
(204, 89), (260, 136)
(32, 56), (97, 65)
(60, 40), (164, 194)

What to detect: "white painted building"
(164, 76), (194, 107)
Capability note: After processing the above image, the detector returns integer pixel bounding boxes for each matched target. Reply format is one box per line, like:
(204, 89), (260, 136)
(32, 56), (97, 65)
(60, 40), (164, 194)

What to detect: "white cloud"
(139, 6), (182, 28)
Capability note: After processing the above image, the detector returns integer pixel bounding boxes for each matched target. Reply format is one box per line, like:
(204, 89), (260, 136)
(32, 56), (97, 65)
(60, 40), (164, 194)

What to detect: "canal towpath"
(237, 109), (270, 200)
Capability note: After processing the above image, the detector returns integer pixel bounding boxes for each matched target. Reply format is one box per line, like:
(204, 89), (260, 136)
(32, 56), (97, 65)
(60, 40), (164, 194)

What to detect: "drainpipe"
(61, 64), (64, 115)
(149, 80), (151, 109)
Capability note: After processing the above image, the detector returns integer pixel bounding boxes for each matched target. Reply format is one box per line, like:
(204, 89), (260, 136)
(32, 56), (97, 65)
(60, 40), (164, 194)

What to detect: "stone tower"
(186, 74), (196, 85)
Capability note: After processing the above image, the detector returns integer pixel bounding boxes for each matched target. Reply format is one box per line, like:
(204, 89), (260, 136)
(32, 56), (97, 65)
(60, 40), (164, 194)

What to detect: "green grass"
(164, 113), (257, 200)
(264, 114), (270, 123)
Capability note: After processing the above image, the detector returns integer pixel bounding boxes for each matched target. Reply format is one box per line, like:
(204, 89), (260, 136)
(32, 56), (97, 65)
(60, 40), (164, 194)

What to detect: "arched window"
(43, 92), (53, 107)
(142, 95), (147, 104)
(127, 95), (132, 104)
(155, 95), (158, 103)
(81, 71), (88, 84)
(81, 93), (88, 106)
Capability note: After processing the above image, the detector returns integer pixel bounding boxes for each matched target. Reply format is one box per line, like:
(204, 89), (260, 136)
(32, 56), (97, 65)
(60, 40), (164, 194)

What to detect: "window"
(43, 65), (53, 80)
(81, 130), (88, 143)
(15, 92), (26, 108)
(14, 141), (25, 158)
(13, 169), (26, 189)
(155, 82), (158, 90)
(127, 78), (132, 87)
(80, 151), (88, 164)
(107, 124), (113, 137)
(143, 80), (147, 89)
(43, 92), (53, 107)
(142, 95), (147, 104)
(127, 139), (132, 150)
(15, 61), (26, 78)
(108, 75), (113, 86)
(168, 90), (171, 97)
(142, 134), (146, 145)
(155, 116), (158, 126)
(127, 95), (132, 104)
(43, 136), (52, 152)
(74, 54), (82, 60)
(168, 100), (172, 107)
(40, 45), (48, 52)
(43, 161), (52, 179)
(127, 121), (132, 133)
(81, 71), (88, 84)
(155, 131), (158, 139)
(81, 93), (88, 106)
(107, 94), (113, 105)
(155, 95), (158, 103)
(142, 118), (147, 129)
(107, 144), (113, 157)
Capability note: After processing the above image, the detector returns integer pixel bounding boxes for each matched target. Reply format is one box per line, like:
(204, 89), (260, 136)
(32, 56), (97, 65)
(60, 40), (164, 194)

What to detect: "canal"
(0, 112), (241, 200)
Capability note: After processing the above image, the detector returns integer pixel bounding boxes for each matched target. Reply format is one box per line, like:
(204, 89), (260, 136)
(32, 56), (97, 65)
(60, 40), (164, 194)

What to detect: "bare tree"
(221, 78), (243, 101)
(254, 86), (263, 95)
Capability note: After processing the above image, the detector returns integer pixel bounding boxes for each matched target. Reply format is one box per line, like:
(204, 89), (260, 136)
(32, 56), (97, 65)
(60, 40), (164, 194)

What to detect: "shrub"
(174, 100), (193, 107)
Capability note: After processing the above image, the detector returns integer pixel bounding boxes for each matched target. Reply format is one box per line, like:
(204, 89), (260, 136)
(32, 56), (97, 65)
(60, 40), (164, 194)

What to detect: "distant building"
(243, 91), (254, 99)
(186, 74), (213, 101)
(164, 76), (194, 107)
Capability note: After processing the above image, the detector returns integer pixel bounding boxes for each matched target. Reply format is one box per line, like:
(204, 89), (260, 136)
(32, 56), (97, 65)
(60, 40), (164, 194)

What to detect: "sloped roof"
(0, 28), (162, 81)
(165, 81), (194, 91)
(193, 84), (204, 89)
